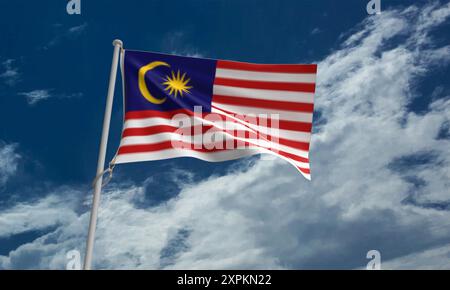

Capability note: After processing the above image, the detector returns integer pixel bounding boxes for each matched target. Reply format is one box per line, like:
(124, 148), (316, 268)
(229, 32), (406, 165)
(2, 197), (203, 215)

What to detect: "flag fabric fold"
(114, 50), (316, 180)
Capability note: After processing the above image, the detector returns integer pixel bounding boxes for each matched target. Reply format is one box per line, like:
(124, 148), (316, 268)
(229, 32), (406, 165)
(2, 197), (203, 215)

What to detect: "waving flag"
(114, 50), (317, 180)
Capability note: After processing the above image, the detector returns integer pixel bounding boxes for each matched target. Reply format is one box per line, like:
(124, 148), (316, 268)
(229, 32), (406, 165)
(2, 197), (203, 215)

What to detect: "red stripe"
(279, 150), (309, 164)
(217, 60), (317, 74)
(276, 120), (312, 132)
(123, 125), (181, 137)
(214, 78), (316, 92)
(119, 141), (262, 154)
(278, 138), (310, 152)
(118, 140), (309, 164)
(119, 141), (172, 154)
(297, 167), (310, 175)
(123, 124), (220, 138)
(210, 106), (312, 132)
(212, 95), (314, 113)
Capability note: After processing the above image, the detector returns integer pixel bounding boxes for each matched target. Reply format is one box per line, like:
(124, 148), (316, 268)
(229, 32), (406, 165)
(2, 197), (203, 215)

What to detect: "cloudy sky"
(0, 0), (449, 269)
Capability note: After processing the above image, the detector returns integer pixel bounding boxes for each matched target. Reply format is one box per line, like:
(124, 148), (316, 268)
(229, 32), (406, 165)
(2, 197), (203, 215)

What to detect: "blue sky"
(0, 0), (450, 269)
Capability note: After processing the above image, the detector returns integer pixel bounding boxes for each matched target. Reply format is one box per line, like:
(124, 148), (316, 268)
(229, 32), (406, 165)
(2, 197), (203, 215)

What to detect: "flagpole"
(83, 39), (123, 270)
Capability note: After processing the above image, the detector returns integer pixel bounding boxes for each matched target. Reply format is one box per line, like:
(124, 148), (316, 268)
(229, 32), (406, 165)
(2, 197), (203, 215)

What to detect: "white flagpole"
(83, 39), (123, 270)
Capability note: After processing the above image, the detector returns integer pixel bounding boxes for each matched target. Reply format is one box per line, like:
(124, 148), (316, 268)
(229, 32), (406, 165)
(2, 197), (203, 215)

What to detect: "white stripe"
(215, 68), (316, 83)
(211, 104), (313, 123)
(124, 116), (183, 128)
(302, 173), (311, 181)
(212, 85), (314, 103)
(120, 132), (309, 159)
(116, 147), (260, 164)
(115, 147), (310, 175)
(124, 117), (311, 143)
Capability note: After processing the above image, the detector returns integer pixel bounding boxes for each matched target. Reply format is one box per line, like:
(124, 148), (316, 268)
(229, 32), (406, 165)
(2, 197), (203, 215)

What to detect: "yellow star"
(162, 70), (193, 98)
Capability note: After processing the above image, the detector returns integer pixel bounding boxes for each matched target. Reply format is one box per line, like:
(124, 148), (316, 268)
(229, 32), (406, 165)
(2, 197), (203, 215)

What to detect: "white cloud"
(0, 191), (79, 238)
(19, 90), (52, 105)
(162, 31), (204, 58)
(311, 27), (321, 35)
(384, 243), (450, 270)
(0, 142), (20, 187)
(18, 90), (83, 105)
(1, 2), (450, 269)
(68, 23), (88, 35)
(0, 59), (20, 86)
(43, 23), (88, 50)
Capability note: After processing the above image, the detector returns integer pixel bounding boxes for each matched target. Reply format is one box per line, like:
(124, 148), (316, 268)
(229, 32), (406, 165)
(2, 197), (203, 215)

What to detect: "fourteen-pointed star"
(162, 70), (193, 98)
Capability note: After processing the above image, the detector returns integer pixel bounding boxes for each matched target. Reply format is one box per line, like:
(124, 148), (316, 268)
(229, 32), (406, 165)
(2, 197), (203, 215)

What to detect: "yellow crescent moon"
(138, 61), (170, 104)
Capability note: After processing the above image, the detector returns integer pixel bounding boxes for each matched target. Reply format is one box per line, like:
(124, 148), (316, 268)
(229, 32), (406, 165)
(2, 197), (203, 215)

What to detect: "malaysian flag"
(113, 50), (316, 180)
